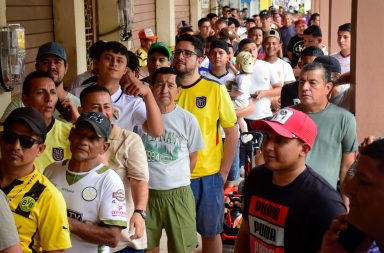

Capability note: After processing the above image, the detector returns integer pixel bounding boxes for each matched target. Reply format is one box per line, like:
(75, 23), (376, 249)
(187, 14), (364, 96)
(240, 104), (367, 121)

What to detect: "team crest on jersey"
(52, 147), (64, 161)
(113, 189), (125, 202)
(196, 96), (206, 108)
(82, 187), (97, 201)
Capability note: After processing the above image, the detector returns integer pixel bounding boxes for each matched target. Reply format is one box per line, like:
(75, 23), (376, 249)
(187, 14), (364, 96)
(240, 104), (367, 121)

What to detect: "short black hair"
(80, 84), (111, 105)
(176, 34), (204, 57)
(301, 62), (331, 84)
(89, 40), (106, 59)
(151, 67), (179, 87)
(198, 17), (210, 27)
(310, 13), (320, 21)
(304, 25), (322, 37)
(97, 41), (129, 66)
(245, 18), (256, 24)
(180, 27), (194, 35)
(238, 38), (257, 52)
(248, 26), (262, 34)
(228, 18), (240, 28)
(338, 23), (351, 33)
(127, 51), (139, 71)
(22, 71), (54, 96)
(360, 138), (384, 171)
(206, 13), (218, 20)
(301, 46), (324, 58)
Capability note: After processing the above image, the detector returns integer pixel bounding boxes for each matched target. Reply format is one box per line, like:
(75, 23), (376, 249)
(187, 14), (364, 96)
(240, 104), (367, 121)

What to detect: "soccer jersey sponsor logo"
(112, 189), (125, 202)
(82, 187), (97, 201)
(112, 204), (127, 217)
(52, 147), (64, 161)
(196, 96), (207, 108)
(67, 209), (83, 221)
(248, 196), (289, 252)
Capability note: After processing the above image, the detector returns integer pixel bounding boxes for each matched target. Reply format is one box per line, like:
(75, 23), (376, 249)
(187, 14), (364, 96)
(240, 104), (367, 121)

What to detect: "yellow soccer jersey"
(34, 118), (72, 172)
(176, 77), (237, 178)
(3, 168), (71, 252)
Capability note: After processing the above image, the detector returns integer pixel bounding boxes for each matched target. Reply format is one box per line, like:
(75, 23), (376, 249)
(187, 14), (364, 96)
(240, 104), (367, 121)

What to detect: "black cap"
(314, 56), (341, 73)
(4, 107), (48, 143)
(209, 40), (230, 54)
(75, 112), (111, 139)
(259, 10), (271, 18)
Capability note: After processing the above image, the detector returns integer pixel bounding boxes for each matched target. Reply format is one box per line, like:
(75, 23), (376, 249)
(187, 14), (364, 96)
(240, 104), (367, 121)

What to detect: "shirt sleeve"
(218, 85), (237, 128)
(268, 63), (281, 86)
(38, 188), (72, 251)
(125, 133), (149, 181)
(0, 191), (19, 251)
(283, 62), (296, 84)
(99, 171), (128, 228)
(132, 99), (147, 128)
(0, 95), (24, 123)
(341, 113), (359, 153)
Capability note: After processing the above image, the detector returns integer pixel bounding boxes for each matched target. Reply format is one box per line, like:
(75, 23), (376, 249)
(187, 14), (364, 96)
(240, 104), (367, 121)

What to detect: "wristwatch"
(134, 209), (147, 220)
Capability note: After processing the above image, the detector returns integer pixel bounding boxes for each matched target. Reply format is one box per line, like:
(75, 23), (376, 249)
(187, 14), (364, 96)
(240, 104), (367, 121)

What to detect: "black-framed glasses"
(173, 49), (200, 58)
(2, 131), (41, 149)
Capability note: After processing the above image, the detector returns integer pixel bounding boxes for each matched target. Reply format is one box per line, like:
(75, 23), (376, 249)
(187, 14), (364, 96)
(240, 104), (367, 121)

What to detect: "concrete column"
(318, 0), (330, 51)
(328, 0), (351, 53)
(352, 0), (384, 139)
(210, 0), (219, 15)
(190, 0), (202, 31)
(156, 0), (176, 47)
(53, 0), (87, 86)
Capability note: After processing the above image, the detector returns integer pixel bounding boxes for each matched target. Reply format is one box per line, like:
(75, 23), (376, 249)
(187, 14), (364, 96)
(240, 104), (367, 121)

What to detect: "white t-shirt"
(69, 71), (94, 93)
(246, 60), (281, 120)
(44, 161), (127, 253)
(135, 106), (204, 190)
(72, 84), (147, 131)
(232, 73), (252, 106)
(270, 58), (296, 85)
(332, 51), (350, 74)
(202, 70), (235, 89)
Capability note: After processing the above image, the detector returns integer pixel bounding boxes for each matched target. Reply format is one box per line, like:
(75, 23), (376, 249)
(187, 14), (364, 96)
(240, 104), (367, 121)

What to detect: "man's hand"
(59, 98), (79, 123)
(120, 72), (149, 97)
(129, 212), (145, 240)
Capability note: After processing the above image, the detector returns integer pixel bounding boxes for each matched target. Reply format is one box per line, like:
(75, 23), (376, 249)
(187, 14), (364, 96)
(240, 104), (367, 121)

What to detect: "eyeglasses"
(2, 131), (41, 149)
(173, 49), (200, 58)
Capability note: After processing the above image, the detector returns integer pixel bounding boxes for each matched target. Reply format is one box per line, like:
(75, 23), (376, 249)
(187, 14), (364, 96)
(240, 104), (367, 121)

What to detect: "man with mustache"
(1, 42), (80, 123)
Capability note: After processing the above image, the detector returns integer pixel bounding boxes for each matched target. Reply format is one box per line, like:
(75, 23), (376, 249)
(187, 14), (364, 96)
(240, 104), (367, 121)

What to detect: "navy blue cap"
(36, 42), (67, 62)
(314, 56), (341, 73)
(75, 112), (111, 139)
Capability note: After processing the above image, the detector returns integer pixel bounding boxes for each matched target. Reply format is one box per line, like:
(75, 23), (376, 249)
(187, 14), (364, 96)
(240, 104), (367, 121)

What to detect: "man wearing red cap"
(234, 108), (346, 253)
(287, 18), (307, 68)
(136, 28), (158, 67)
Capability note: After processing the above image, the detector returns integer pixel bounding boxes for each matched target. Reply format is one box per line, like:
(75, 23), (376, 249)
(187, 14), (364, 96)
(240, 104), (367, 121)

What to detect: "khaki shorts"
(146, 185), (198, 253)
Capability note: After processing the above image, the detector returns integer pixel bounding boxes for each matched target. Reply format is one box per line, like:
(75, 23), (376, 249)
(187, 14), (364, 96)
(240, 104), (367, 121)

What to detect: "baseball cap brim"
(252, 120), (295, 139)
(75, 120), (106, 139)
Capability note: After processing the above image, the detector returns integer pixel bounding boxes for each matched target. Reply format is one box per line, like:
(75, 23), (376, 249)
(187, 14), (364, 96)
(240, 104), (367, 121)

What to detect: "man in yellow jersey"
(0, 107), (71, 253)
(174, 34), (239, 253)
(21, 71), (72, 172)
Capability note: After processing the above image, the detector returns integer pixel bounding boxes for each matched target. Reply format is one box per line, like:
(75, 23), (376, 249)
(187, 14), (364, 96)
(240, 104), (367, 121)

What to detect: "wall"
(353, 0), (384, 139)
(175, 0), (190, 32)
(328, 0), (351, 54)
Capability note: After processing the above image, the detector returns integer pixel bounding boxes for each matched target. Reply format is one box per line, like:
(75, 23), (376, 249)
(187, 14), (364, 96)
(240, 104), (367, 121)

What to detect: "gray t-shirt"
(0, 190), (19, 250)
(135, 105), (204, 190)
(296, 103), (358, 188)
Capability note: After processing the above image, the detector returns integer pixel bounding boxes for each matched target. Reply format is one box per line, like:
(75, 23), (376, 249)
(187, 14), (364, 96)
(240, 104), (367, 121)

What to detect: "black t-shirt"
(280, 81), (299, 108)
(243, 165), (346, 253)
(287, 35), (304, 68)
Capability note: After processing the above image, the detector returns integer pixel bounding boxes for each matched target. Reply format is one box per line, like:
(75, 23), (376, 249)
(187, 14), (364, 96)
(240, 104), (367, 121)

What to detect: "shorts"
(115, 246), (143, 253)
(227, 139), (240, 181)
(232, 98), (249, 110)
(190, 173), (224, 237)
(146, 186), (197, 253)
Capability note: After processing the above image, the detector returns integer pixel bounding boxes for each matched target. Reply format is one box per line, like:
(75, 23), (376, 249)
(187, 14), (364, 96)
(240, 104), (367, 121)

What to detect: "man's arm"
(129, 178), (148, 240)
(189, 151), (198, 173)
(220, 125), (239, 181)
(236, 99), (254, 118)
(340, 151), (356, 204)
(234, 220), (251, 253)
(0, 245), (22, 253)
(122, 73), (163, 137)
(68, 218), (122, 247)
(255, 84), (282, 100)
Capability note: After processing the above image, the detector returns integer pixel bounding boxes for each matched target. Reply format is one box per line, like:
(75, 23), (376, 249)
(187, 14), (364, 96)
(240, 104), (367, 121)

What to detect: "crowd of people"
(0, 3), (383, 253)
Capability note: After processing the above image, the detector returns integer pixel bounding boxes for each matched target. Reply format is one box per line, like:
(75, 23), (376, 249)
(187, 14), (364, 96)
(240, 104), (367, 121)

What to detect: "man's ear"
(78, 106), (83, 114)
(300, 143), (311, 156)
(325, 81), (334, 96)
(36, 144), (46, 157)
(22, 94), (29, 106)
(101, 141), (110, 154)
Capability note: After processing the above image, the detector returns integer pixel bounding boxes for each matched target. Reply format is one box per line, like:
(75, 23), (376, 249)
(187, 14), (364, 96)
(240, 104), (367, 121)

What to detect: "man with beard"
(1, 42), (80, 123)
(173, 34), (238, 253)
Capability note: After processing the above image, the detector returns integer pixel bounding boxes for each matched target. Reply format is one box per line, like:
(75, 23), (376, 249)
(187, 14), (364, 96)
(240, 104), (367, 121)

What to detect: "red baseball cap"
(251, 108), (317, 147)
(138, 28), (158, 40)
(295, 18), (307, 26)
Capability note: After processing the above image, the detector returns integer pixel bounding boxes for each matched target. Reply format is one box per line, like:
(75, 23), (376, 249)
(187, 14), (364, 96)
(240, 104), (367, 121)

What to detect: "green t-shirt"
(296, 103), (358, 188)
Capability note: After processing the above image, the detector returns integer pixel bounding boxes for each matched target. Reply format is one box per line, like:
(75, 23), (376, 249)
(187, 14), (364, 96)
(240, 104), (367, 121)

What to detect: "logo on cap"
(270, 109), (294, 124)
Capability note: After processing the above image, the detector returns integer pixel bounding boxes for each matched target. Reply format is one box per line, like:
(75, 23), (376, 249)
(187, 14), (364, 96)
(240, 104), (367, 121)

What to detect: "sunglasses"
(2, 131), (41, 149)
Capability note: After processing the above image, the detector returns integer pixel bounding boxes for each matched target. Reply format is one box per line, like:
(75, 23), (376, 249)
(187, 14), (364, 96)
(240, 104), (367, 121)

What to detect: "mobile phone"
(338, 223), (367, 253)
(55, 100), (72, 121)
